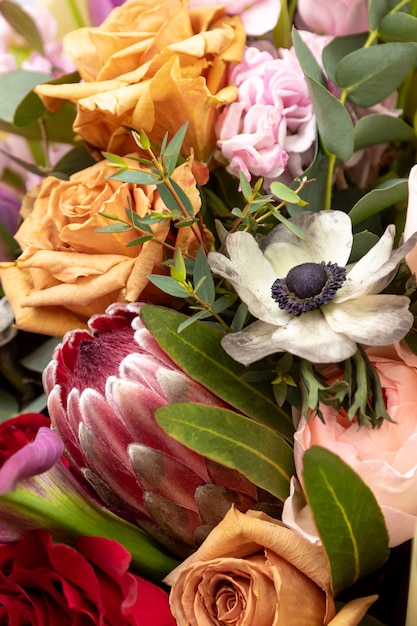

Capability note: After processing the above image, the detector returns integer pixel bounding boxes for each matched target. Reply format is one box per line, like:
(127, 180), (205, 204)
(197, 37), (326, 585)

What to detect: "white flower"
(208, 211), (417, 364)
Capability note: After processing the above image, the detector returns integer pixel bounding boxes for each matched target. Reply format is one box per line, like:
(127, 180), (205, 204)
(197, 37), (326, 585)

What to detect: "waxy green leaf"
(349, 178), (408, 225)
(354, 114), (416, 151)
(163, 122), (188, 175)
(140, 305), (294, 441)
(335, 43), (417, 107)
(0, 0), (44, 55)
(0, 70), (49, 125)
(303, 446), (389, 596)
(379, 12), (417, 43)
(156, 403), (294, 501)
(322, 33), (368, 84)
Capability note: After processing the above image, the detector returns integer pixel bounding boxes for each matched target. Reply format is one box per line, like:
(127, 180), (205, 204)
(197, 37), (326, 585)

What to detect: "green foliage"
(156, 403), (295, 501)
(303, 447), (389, 596)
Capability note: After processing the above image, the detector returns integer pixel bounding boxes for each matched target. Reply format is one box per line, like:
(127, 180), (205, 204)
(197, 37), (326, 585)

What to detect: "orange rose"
(0, 155), (204, 336)
(35, 0), (246, 161)
(165, 507), (377, 626)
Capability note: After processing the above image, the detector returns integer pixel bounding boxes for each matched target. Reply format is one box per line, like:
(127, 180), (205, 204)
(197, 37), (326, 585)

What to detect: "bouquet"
(0, 0), (417, 623)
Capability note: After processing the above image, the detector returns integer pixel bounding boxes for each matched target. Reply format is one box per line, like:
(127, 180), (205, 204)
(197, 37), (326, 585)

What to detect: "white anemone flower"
(208, 210), (417, 364)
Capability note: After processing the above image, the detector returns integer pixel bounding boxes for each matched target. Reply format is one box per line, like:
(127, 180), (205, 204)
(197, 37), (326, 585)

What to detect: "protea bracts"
(43, 303), (280, 557)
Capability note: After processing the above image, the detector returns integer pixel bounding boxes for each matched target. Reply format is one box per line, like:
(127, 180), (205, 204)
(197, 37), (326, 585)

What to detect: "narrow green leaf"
(146, 275), (189, 298)
(95, 223), (131, 233)
(0, 70), (50, 125)
(322, 33), (369, 84)
(292, 27), (326, 86)
(109, 169), (158, 184)
(239, 170), (253, 202)
(335, 43), (417, 108)
(20, 337), (61, 373)
(51, 145), (97, 178)
(303, 446), (389, 596)
(126, 234), (153, 246)
(193, 246), (215, 303)
(102, 152), (129, 166)
(379, 12), (417, 43)
(270, 181), (302, 204)
(177, 310), (210, 333)
(166, 177), (195, 217)
(163, 122), (188, 175)
(304, 75), (354, 160)
(156, 403), (294, 501)
(140, 305), (294, 441)
(0, 0), (44, 55)
(171, 247), (187, 283)
(348, 179), (408, 225)
(354, 114), (415, 152)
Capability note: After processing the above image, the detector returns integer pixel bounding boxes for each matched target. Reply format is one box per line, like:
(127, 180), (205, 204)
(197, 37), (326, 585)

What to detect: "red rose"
(0, 529), (175, 625)
(0, 413), (51, 466)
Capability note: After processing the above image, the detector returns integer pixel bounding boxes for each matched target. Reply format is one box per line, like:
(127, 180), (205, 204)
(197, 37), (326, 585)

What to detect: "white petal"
(222, 311), (357, 365)
(263, 210), (353, 275)
(220, 320), (279, 365)
(208, 232), (290, 325)
(324, 294), (413, 345)
(336, 228), (417, 300)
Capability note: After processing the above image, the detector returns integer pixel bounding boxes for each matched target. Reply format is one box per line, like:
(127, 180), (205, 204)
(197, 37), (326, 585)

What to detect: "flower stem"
(65, 0), (87, 28)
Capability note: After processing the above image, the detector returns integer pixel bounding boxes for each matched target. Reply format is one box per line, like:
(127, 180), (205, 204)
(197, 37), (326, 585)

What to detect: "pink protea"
(43, 302), (278, 557)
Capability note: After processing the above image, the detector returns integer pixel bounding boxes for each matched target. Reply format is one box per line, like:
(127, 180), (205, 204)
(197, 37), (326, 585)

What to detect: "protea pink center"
(43, 303), (280, 557)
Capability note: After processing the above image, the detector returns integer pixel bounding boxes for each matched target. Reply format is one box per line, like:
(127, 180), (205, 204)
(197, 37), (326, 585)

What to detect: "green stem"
(66, 0), (87, 28)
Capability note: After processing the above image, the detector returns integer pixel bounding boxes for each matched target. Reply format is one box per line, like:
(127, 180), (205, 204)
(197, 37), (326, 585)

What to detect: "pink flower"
(189, 0), (280, 36)
(282, 342), (417, 547)
(296, 0), (369, 36)
(43, 302), (278, 557)
(215, 34), (330, 188)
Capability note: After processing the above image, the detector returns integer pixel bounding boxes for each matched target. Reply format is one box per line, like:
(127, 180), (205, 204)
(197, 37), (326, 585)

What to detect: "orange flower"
(165, 507), (377, 626)
(0, 155), (204, 336)
(35, 0), (246, 161)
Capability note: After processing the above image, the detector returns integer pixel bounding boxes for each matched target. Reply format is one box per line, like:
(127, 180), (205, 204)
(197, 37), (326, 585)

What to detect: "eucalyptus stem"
(189, 291), (231, 332)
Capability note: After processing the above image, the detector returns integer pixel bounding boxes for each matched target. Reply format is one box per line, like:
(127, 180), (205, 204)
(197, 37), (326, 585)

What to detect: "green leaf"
(304, 75), (354, 160)
(165, 177), (195, 217)
(109, 169), (158, 185)
(378, 11), (417, 42)
(146, 275), (189, 298)
(239, 170), (253, 202)
(51, 144), (97, 179)
(349, 178), (408, 225)
(354, 114), (415, 152)
(0, 390), (19, 422)
(171, 248), (187, 283)
(292, 27), (326, 86)
(20, 337), (61, 373)
(335, 43), (417, 108)
(163, 122), (188, 176)
(193, 246), (215, 303)
(270, 181), (302, 204)
(140, 305), (294, 441)
(0, 0), (44, 55)
(303, 446), (389, 596)
(322, 33), (369, 84)
(367, 0), (390, 30)
(95, 223), (132, 233)
(156, 403), (294, 501)
(126, 234), (153, 246)
(0, 70), (50, 125)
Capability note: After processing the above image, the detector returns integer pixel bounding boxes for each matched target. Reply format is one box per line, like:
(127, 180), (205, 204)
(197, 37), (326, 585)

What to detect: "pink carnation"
(216, 35), (330, 188)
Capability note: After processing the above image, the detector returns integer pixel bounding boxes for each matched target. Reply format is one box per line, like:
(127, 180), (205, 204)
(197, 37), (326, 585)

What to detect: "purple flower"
(87, 0), (126, 26)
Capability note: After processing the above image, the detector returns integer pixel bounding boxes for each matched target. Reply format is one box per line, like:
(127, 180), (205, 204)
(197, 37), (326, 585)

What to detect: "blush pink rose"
(296, 0), (368, 36)
(283, 341), (417, 547)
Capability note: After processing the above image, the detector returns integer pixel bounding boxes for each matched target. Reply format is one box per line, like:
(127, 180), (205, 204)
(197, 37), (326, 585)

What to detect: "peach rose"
(34, 0), (246, 161)
(165, 506), (377, 625)
(283, 341), (417, 548)
(404, 164), (417, 275)
(0, 155), (204, 336)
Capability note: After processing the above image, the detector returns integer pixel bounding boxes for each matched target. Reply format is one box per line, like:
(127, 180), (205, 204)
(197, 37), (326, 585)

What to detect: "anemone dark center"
(271, 261), (346, 316)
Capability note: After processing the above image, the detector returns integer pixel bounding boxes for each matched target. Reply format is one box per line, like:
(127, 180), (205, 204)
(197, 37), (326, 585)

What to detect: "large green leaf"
(354, 114), (415, 152)
(304, 75), (354, 160)
(292, 28), (326, 86)
(379, 12), (417, 43)
(140, 305), (294, 441)
(335, 43), (417, 108)
(303, 446), (389, 596)
(367, 0), (390, 30)
(322, 33), (368, 84)
(156, 403), (294, 501)
(0, 70), (50, 125)
(0, 0), (44, 55)
(349, 179), (408, 225)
